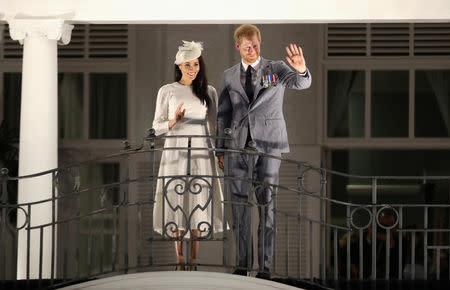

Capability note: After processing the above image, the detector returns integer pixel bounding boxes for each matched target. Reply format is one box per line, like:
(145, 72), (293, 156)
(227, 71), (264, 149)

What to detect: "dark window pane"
(371, 71), (409, 137)
(327, 70), (365, 137)
(89, 73), (127, 139)
(77, 162), (120, 275)
(3, 73), (22, 139)
(415, 70), (450, 137)
(58, 73), (83, 139)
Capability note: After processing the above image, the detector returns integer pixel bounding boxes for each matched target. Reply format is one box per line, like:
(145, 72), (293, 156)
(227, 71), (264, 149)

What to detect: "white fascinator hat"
(174, 40), (203, 65)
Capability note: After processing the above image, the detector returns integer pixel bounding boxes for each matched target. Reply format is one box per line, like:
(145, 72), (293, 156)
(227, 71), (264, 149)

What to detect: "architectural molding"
(7, 18), (74, 45)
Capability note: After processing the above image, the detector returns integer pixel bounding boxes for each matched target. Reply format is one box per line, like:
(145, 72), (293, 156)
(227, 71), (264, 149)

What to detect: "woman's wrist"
(169, 119), (176, 130)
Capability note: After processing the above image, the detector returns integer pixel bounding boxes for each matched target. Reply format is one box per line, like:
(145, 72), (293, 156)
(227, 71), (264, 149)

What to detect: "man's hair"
(234, 24), (261, 44)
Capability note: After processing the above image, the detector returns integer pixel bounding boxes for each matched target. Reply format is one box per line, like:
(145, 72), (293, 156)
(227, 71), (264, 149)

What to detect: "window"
(3, 73), (21, 139)
(327, 70), (365, 138)
(78, 162), (120, 274)
(326, 69), (450, 140)
(2, 72), (127, 141)
(371, 70), (409, 137)
(415, 70), (450, 138)
(89, 73), (127, 139)
(59, 73), (84, 139)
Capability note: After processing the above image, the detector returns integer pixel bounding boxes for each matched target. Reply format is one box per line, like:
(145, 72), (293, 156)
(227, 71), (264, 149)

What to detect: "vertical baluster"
(359, 228), (363, 280)
(296, 164), (303, 279)
(123, 146), (130, 273)
(87, 216), (93, 277)
(273, 175), (278, 275)
(186, 137), (192, 269)
(0, 168), (8, 284)
(211, 177), (215, 241)
(436, 248), (440, 280)
(112, 206), (118, 272)
(398, 206), (403, 280)
(13, 219), (18, 288)
(38, 226), (43, 289)
(371, 178), (377, 280)
(63, 220), (68, 281)
(51, 171), (56, 286)
(309, 220), (313, 282)
(100, 210), (104, 274)
(26, 204), (31, 288)
(346, 206), (351, 280)
(261, 198), (266, 273)
(424, 207), (428, 279)
(285, 213), (289, 277)
(148, 128), (156, 266)
(334, 228), (338, 280)
(385, 226), (390, 279)
(137, 203), (142, 268)
(321, 169), (327, 281)
(75, 216), (80, 279)
(76, 170), (81, 279)
(412, 231), (416, 279)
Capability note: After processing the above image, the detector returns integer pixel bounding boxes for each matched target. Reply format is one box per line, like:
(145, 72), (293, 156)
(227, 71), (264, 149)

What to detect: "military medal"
(262, 73), (278, 88)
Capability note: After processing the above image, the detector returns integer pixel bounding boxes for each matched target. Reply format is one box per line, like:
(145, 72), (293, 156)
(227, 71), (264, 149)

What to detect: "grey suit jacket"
(216, 57), (311, 154)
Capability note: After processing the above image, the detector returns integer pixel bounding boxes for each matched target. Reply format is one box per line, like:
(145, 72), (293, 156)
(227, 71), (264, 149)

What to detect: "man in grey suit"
(216, 24), (311, 279)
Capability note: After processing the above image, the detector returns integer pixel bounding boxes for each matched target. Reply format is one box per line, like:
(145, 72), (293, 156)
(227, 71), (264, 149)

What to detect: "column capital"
(7, 17), (74, 45)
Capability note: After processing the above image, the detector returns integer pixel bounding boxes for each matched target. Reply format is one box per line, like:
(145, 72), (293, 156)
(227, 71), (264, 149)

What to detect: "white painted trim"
(1, 0), (447, 23)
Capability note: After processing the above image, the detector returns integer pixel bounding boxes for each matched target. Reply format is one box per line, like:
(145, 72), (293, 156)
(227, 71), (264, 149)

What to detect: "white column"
(8, 18), (73, 279)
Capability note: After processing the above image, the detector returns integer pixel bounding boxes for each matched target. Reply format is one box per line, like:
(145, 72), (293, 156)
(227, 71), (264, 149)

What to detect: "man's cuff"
(298, 69), (308, 77)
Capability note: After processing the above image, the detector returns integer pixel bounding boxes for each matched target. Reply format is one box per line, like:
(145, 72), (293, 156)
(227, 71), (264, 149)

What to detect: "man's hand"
(285, 43), (307, 74)
(218, 155), (224, 170)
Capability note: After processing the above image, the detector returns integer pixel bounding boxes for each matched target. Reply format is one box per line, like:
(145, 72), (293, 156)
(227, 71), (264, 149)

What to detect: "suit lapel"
(230, 64), (248, 103)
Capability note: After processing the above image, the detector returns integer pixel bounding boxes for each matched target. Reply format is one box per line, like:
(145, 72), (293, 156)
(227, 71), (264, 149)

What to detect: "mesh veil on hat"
(174, 40), (203, 65)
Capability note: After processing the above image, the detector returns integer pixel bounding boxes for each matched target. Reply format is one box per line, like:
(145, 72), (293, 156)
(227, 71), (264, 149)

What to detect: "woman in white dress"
(152, 41), (224, 270)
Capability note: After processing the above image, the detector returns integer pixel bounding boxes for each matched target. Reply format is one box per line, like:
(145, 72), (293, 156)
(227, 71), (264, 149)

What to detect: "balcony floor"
(59, 271), (304, 290)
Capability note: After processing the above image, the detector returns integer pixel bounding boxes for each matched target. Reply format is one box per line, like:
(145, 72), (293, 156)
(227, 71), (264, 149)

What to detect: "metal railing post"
(51, 171), (56, 286)
(122, 140), (131, 273)
(296, 164), (303, 279)
(0, 168), (9, 285)
(371, 178), (377, 280)
(320, 169), (327, 281)
(147, 128), (156, 266)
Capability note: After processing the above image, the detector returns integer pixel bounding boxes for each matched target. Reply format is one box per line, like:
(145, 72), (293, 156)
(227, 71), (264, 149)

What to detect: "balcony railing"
(1, 129), (450, 289)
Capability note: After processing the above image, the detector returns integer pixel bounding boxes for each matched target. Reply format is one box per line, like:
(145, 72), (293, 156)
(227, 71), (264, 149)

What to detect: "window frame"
(323, 58), (450, 149)
(0, 60), (132, 149)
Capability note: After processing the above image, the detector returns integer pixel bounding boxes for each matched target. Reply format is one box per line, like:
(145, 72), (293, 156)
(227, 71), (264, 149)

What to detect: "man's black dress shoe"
(255, 271), (271, 280)
(232, 269), (248, 276)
